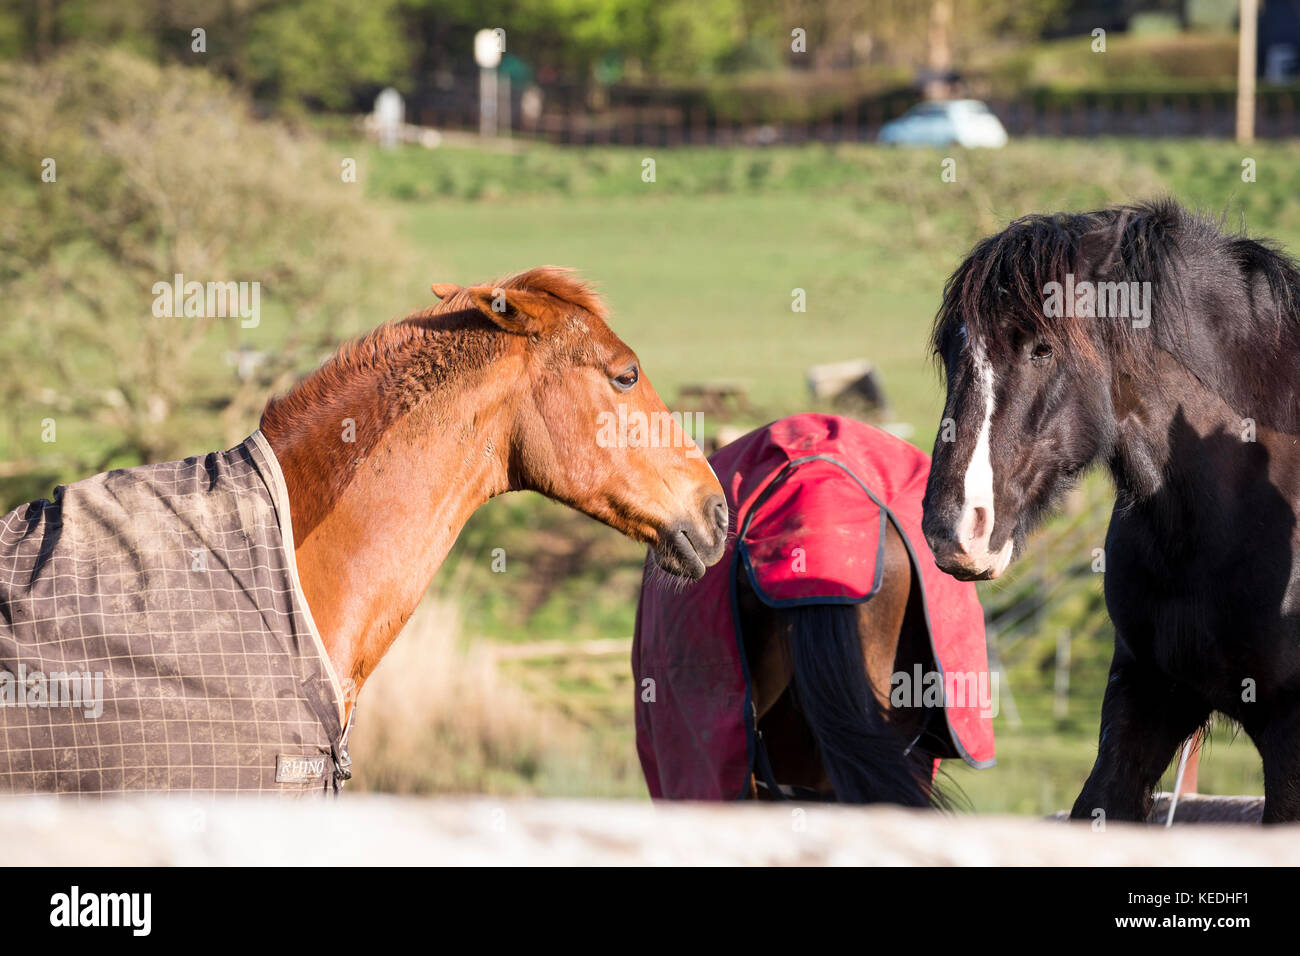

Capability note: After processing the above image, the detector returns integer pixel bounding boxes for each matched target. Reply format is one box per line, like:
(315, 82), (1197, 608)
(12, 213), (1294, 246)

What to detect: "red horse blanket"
(634, 414), (995, 800)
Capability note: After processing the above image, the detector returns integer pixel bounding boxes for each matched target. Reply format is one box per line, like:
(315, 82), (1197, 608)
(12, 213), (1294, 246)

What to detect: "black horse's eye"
(612, 366), (639, 390)
(1031, 342), (1054, 362)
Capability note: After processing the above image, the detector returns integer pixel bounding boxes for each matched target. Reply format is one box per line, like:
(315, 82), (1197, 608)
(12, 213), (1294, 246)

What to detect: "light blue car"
(877, 99), (1008, 149)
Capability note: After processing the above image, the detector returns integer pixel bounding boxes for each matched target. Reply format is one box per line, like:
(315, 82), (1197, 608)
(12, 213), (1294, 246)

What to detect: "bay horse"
(262, 267), (728, 716)
(920, 200), (1300, 822)
(734, 524), (943, 803)
(634, 414), (994, 805)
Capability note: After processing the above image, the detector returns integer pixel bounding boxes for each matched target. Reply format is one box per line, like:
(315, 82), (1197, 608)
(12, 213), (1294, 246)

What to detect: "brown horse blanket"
(0, 431), (348, 797)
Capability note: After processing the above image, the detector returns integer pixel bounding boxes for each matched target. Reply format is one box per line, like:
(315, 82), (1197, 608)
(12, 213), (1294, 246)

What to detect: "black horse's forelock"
(930, 198), (1300, 381)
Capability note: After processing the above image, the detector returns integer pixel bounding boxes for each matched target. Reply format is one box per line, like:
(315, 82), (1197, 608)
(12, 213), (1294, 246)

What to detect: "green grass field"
(365, 137), (1300, 429)
(336, 137), (1300, 810)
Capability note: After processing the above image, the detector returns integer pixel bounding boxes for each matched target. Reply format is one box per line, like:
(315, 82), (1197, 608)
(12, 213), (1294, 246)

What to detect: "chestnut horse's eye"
(612, 366), (639, 391)
(1031, 342), (1054, 362)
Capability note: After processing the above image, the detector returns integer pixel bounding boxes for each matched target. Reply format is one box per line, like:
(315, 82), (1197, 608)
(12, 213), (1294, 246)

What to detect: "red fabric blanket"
(633, 414), (995, 800)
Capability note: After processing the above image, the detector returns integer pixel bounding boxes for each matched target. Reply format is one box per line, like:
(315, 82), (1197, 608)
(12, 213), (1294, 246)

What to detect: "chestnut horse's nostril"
(708, 496), (728, 532)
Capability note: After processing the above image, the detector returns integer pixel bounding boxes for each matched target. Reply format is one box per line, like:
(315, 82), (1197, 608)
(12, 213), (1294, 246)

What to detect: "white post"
(479, 68), (498, 137)
(475, 29), (503, 139)
(1238, 0), (1258, 144)
(374, 87), (404, 150)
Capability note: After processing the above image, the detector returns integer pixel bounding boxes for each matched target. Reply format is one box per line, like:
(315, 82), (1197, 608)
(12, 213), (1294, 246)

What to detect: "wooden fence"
(412, 88), (1300, 145)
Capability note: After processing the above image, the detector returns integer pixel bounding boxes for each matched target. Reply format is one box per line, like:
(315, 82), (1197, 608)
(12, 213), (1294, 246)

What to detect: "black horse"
(920, 199), (1300, 823)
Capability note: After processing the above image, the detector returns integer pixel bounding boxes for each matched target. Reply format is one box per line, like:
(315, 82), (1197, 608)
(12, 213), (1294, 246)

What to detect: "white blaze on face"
(953, 340), (1004, 569)
(963, 345), (996, 516)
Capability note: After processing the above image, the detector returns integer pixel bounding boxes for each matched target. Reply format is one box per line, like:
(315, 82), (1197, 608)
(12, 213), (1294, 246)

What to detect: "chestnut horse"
(261, 267), (728, 717)
(634, 415), (993, 805)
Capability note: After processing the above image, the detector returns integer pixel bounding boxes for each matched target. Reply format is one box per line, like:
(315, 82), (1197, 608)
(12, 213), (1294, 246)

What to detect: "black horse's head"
(922, 199), (1300, 581)
(921, 207), (1152, 580)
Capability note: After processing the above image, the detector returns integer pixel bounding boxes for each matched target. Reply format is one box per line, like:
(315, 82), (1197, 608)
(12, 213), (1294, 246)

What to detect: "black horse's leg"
(1253, 704), (1300, 823)
(1070, 644), (1210, 823)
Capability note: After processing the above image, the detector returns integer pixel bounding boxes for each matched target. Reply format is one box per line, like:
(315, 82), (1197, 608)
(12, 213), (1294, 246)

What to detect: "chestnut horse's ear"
(463, 285), (564, 336)
(431, 283), (460, 299)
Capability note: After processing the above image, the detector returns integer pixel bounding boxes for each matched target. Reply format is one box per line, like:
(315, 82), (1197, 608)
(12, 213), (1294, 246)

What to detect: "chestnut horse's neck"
(260, 311), (520, 713)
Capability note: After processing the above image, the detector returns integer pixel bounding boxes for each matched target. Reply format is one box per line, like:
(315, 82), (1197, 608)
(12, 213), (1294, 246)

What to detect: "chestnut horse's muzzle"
(654, 494), (728, 579)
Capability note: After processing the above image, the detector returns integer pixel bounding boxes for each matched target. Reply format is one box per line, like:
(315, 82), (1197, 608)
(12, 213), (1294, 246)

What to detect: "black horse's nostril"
(709, 496), (728, 532)
(923, 524), (961, 564)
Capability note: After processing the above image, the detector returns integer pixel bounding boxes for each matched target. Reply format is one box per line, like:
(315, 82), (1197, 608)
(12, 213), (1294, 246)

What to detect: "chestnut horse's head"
(432, 268), (728, 579)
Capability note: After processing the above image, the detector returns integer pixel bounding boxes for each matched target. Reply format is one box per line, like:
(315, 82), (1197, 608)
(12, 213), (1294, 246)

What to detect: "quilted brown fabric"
(0, 431), (347, 797)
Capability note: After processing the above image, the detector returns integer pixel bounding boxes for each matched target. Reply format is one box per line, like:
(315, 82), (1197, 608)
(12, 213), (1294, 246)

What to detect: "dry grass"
(348, 600), (574, 795)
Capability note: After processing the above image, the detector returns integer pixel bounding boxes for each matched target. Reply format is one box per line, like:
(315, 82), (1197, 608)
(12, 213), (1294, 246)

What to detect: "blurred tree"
(396, 0), (746, 81)
(244, 0), (411, 108)
(0, 0), (1070, 99)
(0, 49), (408, 477)
(0, 0), (410, 107)
(865, 0), (1068, 70)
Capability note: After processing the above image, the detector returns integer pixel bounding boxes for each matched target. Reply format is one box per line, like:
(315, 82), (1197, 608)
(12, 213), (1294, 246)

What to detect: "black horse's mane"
(931, 199), (1300, 392)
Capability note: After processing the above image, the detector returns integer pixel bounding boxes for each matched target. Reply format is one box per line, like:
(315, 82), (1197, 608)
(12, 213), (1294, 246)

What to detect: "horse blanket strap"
(634, 413), (996, 801)
(753, 779), (838, 802)
(0, 430), (348, 797)
(751, 725), (786, 799)
(332, 706), (356, 794)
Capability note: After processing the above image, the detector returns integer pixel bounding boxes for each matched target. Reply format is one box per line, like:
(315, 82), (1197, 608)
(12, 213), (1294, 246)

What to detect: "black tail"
(785, 604), (934, 807)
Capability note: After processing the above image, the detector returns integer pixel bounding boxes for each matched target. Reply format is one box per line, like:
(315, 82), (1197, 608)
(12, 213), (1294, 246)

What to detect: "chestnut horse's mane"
(426, 265), (608, 322)
(260, 267), (605, 435)
(258, 267), (606, 533)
